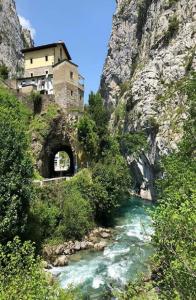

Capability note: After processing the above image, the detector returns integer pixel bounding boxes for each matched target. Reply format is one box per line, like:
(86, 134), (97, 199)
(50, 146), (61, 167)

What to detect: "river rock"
(94, 241), (107, 251)
(42, 246), (55, 258)
(100, 232), (111, 239)
(55, 244), (65, 255)
(53, 255), (69, 267)
(64, 249), (72, 255)
(80, 241), (87, 250)
(74, 241), (81, 251)
(86, 241), (94, 249)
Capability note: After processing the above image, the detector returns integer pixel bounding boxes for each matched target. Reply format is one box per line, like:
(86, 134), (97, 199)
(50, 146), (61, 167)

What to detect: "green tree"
(152, 73), (196, 299)
(0, 88), (33, 243)
(88, 92), (110, 137)
(77, 114), (99, 162)
(0, 237), (78, 300)
(91, 152), (132, 224)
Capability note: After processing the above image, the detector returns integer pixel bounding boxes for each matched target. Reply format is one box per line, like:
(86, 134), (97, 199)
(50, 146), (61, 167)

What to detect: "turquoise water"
(51, 198), (154, 299)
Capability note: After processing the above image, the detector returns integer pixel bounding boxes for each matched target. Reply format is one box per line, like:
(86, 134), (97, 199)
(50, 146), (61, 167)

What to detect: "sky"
(15, 0), (116, 102)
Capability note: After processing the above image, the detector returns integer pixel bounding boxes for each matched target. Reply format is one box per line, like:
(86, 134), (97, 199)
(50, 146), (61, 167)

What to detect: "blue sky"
(15, 0), (115, 102)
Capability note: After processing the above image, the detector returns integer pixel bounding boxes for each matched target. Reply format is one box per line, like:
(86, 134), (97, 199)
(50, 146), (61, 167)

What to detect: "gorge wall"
(0, 0), (33, 76)
(101, 0), (196, 200)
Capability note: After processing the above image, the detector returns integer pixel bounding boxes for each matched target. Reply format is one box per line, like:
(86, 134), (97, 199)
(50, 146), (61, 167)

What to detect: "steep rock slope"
(101, 0), (196, 200)
(0, 0), (33, 75)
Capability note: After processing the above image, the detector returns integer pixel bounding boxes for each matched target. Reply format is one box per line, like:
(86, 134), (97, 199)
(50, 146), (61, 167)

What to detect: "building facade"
(17, 41), (84, 110)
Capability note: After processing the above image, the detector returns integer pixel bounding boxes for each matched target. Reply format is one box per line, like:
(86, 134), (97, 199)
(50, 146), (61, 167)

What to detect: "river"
(51, 198), (154, 299)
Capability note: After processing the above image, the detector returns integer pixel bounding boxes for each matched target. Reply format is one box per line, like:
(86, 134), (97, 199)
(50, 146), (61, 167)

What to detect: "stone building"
(17, 41), (84, 109)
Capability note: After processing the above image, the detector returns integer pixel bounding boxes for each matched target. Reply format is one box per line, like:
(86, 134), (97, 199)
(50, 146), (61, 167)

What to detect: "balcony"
(78, 74), (85, 91)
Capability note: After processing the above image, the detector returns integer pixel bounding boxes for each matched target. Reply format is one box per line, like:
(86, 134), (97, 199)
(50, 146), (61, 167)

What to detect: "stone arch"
(39, 116), (77, 178)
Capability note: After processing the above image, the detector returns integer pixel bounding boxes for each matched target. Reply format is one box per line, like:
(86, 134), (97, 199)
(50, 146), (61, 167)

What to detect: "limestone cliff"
(100, 0), (196, 200)
(0, 0), (33, 76)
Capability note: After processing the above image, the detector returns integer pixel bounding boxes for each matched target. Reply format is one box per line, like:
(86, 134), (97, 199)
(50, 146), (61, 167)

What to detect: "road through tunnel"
(40, 126), (76, 178)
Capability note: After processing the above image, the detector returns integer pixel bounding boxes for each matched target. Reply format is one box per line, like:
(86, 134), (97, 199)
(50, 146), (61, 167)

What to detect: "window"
(30, 58), (33, 64)
(71, 90), (73, 97)
(60, 48), (62, 59)
(45, 71), (48, 75)
(70, 71), (74, 80)
(45, 55), (48, 61)
(31, 73), (33, 77)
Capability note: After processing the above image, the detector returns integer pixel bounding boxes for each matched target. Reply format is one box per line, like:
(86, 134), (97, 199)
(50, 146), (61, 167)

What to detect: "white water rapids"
(51, 198), (154, 299)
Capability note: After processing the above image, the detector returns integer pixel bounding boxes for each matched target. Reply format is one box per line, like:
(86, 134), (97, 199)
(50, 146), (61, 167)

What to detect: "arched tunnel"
(39, 124), (76, 179)
(47, 145), (75, 178)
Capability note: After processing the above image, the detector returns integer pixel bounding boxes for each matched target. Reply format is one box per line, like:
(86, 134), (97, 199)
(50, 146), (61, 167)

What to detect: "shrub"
(91, 154), (132, 224)
(0, 88), (33, 244)
(167, 0), (179, 8)
(28, 172), (94, 245)
(119, 132), (148, 157)
(152, 73), (196, 298)
(77, 114), (99, 162)
(30, 92), (42, 114)
(0, 64), (9, 80)
(0, 237), (78, 300)
(59, 185), (93, 240)
(164, 15), (179, 44)
(119, 81), (131, 97)
(29, 103), (59, 138)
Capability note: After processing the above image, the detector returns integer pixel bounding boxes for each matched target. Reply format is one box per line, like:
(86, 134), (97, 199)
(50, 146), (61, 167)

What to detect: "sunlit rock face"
(101, 0), (196, 200)
(0, 0), (33, 76)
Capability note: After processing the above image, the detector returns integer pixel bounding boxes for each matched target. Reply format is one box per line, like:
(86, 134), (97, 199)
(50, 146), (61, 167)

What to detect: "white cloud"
(19, 15), (36, 38)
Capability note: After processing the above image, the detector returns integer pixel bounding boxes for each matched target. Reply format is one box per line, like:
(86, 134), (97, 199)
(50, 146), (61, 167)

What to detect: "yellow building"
(17, 41), (84, 109)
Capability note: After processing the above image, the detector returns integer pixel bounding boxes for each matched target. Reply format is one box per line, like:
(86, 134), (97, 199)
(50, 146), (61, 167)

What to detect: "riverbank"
(49, 198), (154, 299)
(42, 227), (113, 268)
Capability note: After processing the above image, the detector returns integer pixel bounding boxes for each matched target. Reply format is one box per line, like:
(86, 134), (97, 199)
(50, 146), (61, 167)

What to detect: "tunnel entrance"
(39, 124), (76, 179)
(54, 151), (70, 173)
(44, 145), (75, 178)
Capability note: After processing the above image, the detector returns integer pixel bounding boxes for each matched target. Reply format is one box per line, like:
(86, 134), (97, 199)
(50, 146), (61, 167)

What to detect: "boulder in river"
(74, 241), (81, 251)
(100, 232), (111, 239)
(94, 241), (107, 251)
(53, 255), (69, 267)
(55, 244), (65, 255)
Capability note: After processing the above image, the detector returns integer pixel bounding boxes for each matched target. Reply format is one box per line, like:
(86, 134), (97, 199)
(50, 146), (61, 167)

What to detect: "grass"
(164, 15), (179, 44)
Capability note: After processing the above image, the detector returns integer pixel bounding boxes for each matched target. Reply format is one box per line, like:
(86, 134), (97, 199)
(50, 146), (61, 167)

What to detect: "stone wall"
(53, 60), (84, 110)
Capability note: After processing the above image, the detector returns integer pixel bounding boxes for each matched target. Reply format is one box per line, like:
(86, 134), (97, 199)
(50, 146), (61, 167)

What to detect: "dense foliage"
(0, 88), (33, 243)
(77, 92), (132, 224)
(0, 64), (9, 80)
(152, 73), (196, 299)
(0, 237), (78, 300)
(0, 87), (79, 299)
(27, 171), (94, 246)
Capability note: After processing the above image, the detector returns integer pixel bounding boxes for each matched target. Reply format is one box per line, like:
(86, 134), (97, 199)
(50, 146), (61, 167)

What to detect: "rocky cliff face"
(0, 0), (33, 76)
(101, 0), (196, 200)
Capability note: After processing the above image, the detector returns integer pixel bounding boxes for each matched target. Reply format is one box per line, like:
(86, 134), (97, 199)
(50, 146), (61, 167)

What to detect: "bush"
(91, 154), (132, 224)
(0, 88), (33, 243)
(58, 185), (93, 240)
(164, 15), (179, 44)
(0, 237), (78, 300)
(28, 172), (94, 245)
(167, 0), (179, 8)
(29, 103), (59, 139)
(119, 132), (148, 157)
(77, 114), (99, 162)
(152, 73), (196, 298)
(0, 64), (9, 80)
(30, 92), (42, 114)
